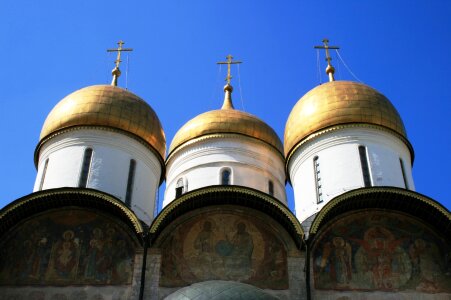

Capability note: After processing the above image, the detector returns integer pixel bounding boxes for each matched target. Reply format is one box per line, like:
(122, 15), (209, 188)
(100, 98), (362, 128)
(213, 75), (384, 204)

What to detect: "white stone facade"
(164, 135), (286, 207)
(287, 127), (414, 223)
(34, 129), (162, 224)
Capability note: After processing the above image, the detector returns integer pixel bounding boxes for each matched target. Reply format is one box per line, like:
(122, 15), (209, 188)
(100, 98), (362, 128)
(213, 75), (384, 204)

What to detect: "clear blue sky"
(1, 1), (450, 212)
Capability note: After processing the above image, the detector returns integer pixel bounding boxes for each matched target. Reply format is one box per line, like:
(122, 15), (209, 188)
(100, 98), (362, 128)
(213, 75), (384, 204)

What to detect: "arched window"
(125, 159), (136, 207)
(400, 158), (409, 189)
(268, 180), (274, 196)
(313, 156), (323, 203)
(38, 158), (49, 191)
(221, 168), (231, 185)
(175, 178), (184, 198)
(358, 146), (372, 187)
(79, 148), (93, 188)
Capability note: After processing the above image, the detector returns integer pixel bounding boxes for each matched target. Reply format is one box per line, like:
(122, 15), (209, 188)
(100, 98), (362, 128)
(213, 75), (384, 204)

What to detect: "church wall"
(0, 207), (144, 300)
(310, 210), (451, 299)
(35, 130), (162, 224)
(365, 139), (414, 188)
(164, 137), (286, 206)
(288, 127), (413, 223)
(152, 205), (301, 299)
(143, 251), (162, 300)
(35, 145), (83, 190)
(287, 256), (307, 300)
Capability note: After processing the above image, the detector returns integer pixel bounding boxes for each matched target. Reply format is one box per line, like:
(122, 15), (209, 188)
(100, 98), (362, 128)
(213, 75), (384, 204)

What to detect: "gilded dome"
(39, 85), (166, 159)
(168, 85), (283, 156)
(284, 81), (407, 157)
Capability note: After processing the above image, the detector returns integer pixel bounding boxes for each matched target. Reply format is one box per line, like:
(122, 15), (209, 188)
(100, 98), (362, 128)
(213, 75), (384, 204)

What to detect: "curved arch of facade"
(150, 185), (304, 248)
(0, 187), (144, 243)
(309, 187), (451, 237)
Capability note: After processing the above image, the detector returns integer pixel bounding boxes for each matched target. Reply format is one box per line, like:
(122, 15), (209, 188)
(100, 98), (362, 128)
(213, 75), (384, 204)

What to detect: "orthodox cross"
(107, 40), (133, 69)
(107, 40), (133, 86)
(314, 39), (339, 81)
(217, 54), (242, 85)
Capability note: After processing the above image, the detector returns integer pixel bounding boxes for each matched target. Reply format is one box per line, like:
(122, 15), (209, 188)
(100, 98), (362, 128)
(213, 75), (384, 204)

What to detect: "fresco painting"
(0, 209), (136, 285)
(160, 211), (288, 289)
(313, 211), (451, 293)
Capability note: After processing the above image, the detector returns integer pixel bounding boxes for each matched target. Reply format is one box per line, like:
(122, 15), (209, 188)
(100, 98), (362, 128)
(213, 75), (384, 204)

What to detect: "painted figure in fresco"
(53, 230), (79, 278)
(112, 240), (133, 283)
(161, 226), (196, 286)
(251, 235), (288, 289)
(265, 239), (286, 280)
(194, 221), (214, 254)
(0, 210), (137, 286)
(101, 227), (117, 282)
(28, 225), (51, 281)
(1, 223), (46, 282)
(319, 236), (352, 286)
(353, 226), (408, 290)
(45, 229), (79, 282)
(409, 238), (442, 293)
(193, 221), (214, 279)
(19, 240), (35, 280)
(224, 222), (254, 280)
(84, 227), (106, 281)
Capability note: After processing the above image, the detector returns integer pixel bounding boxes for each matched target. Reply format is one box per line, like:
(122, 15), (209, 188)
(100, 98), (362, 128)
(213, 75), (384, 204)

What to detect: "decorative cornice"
(167, 133), (285, 164)
(309, 187), (450, 235)
(34, 125), (166, 184)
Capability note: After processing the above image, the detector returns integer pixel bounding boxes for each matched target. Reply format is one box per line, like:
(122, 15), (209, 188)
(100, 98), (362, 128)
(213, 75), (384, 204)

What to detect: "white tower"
(164, 55), (286, 206)
(284, 41), (414, 224)
(34, 43), (166, 224)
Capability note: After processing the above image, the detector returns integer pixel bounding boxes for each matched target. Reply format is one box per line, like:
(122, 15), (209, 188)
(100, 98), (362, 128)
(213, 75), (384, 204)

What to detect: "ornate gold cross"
(217, 54), (242, 85)
(314, 39), (339, 67)
(314, 39), (340, 82)
(107, 40), (133, 69)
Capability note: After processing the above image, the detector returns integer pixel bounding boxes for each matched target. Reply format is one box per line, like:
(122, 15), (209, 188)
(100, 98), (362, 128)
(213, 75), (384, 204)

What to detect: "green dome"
(164, 280), (279, 300)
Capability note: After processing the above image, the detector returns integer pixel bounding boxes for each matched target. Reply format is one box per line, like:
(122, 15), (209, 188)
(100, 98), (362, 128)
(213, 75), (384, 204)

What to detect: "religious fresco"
(0, 208), (136, 285)
(313, 211), (451, 293)
(159, 211), (288, 289)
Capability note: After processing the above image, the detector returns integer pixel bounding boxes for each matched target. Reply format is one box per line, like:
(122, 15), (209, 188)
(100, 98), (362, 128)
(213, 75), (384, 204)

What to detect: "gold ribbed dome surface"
(284, 81), (406, 157)
(169, 108), (283, 156)
(40, 85), (166, 159)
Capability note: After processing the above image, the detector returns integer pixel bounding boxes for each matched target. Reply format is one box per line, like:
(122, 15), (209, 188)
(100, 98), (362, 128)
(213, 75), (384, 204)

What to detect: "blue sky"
(1, 1), (450, 212)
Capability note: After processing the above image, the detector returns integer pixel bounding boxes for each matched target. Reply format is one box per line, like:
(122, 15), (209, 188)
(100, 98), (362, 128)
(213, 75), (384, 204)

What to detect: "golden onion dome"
(38, 85), (166, 160)
(284, 80), (408, 158)
(168, 84), (283, 157)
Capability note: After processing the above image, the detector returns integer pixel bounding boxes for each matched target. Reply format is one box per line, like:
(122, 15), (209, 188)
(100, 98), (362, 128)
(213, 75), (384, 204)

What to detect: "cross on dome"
(314, 38), (340, 82)
(216, 55), (243, 110)
(217, 54), (242, 85)
(107, 40), (133, 86)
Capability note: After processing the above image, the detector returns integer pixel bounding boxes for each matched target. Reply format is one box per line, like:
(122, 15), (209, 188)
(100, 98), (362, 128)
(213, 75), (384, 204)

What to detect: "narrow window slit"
(79, 148), (93, 188)
(125, 159), (136, 207)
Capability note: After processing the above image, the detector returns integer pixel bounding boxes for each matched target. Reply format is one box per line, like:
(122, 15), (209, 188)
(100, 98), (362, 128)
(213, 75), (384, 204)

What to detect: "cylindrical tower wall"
(288, 127), (414, 223)
(164, 136), (286, 207)
(34, 129), (162, 224)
